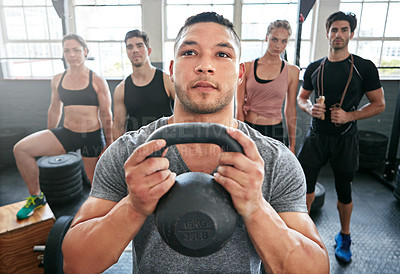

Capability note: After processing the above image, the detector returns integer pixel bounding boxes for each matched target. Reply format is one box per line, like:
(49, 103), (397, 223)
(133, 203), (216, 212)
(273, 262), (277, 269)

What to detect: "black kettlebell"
(146, 122), (243, 257)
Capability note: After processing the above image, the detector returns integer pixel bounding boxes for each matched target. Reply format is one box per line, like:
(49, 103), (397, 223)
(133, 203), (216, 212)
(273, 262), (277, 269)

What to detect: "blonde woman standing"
(237, 20), (299, 153)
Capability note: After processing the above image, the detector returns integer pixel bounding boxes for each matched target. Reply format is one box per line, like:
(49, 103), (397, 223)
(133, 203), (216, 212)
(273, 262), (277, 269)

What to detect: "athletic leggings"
(302, 164), (355, 204)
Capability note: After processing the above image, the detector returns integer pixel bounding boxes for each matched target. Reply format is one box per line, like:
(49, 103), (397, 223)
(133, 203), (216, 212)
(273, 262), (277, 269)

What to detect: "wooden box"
(0, 201), (55, 274)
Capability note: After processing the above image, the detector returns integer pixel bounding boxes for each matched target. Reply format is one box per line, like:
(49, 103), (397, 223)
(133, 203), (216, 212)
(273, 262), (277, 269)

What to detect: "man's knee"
(334, 171), (355, 205)
(301, 164), (321, 194)
(337, 194), (352, 205)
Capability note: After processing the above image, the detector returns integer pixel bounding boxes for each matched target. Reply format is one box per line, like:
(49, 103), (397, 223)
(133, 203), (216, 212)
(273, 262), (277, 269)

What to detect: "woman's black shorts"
(50, 127), (105, 157)
(245, 121), (285, 143)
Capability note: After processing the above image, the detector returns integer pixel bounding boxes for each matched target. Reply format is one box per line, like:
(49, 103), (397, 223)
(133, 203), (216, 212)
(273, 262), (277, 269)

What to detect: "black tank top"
(124, 68), (173, 131)
(58, 70), (99, 106)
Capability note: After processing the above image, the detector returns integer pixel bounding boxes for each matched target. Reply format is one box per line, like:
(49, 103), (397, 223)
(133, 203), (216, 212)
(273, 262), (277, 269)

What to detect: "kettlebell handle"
(146, 123), (244, 157)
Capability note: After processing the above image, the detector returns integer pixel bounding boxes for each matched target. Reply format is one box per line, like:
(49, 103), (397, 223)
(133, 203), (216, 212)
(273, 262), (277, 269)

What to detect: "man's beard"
(174, 83), (234, 115)
(331, 38), (349, 50)
(132, 61), (143, 68)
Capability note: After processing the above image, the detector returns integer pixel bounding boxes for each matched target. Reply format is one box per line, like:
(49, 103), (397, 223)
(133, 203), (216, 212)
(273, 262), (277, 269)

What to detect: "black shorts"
(245, 121), (285, 143)
(297, 130), (359, 172)
(50, 127), (105, 157)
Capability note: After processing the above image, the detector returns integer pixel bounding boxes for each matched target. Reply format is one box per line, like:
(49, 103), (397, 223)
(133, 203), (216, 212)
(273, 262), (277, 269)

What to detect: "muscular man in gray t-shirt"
(62, 12), (329, 274)
(91, 118), (306, 273)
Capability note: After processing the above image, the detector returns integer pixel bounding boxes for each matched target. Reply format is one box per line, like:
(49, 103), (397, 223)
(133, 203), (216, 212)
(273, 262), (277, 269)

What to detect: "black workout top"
(254, 58), (285, 83)
(58, 70), (99, 106)
(302, 54), (381, 135)
(124, 68), (173, 131)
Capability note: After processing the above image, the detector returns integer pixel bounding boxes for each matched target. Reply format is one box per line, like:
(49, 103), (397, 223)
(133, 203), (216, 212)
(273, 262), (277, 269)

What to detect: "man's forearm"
(244, 201), (329, 274)
(100, 112), (114, 145)
(62, 197), (146, 273)
(112, 120), (126, 139)
(347, 101), (385, 122)
(298, 98), (313, 116)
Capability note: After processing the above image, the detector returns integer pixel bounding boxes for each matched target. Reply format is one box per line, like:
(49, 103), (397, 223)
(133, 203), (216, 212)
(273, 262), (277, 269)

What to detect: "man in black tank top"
(112, 30), (175, 138)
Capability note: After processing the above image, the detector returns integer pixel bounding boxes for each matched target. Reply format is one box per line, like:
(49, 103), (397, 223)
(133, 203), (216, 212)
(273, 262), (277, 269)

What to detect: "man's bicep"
(365, 87), (385, 103)
(70, 196), (117, 228)
(298, 87), (313, 101)
(113, 85), (128, 122)
(113, 100), (127, 122)
(279, 211), (326, 249)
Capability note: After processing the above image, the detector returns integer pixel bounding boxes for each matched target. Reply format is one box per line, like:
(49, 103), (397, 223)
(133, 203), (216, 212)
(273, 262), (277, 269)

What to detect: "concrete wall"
(0, 78), (399, 159)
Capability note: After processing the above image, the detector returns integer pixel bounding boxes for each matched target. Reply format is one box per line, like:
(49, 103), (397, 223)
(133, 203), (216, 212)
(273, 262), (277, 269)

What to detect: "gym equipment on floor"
(43, 215), (74, 274)
(366, 82), (400, 190)
(358, 130), (388, 171)
(37, 152), (86, 218)
(0, 201), (55, 273)
(311, 182), (326, 211)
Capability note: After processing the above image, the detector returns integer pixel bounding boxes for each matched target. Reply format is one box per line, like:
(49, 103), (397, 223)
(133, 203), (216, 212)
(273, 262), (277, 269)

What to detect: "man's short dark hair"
(124, 29), (150, 49)
(326, 11), (357, 33)
(174, 12), (240, 56)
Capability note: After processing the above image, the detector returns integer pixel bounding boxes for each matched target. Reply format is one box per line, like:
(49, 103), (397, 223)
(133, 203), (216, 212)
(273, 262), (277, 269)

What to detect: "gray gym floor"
(1, 165), (399, 273)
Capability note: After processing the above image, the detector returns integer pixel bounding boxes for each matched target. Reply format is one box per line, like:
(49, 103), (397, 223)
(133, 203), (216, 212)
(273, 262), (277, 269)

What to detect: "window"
(240, 0), (313, 68)
(163, 0), (235, 72)
(163, 0), (314, 71)
(73, 0), (142, 78)
(0, 0), (142, 79)
(340, 0), (400, 77)
(0, 0), (64, 78)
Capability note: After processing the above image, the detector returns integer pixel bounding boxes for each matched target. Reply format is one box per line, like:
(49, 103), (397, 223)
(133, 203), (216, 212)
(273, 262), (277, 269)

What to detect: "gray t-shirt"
(91, 117), (307, 273)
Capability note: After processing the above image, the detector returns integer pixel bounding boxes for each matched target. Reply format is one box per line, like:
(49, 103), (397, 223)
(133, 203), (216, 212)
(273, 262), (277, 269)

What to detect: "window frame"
(0, 0), (142, 79)
(0, 1), (64, 79)
(340, 0), (400, 78)
(1, 0), (399, 79)
(162, 0), (314, 71)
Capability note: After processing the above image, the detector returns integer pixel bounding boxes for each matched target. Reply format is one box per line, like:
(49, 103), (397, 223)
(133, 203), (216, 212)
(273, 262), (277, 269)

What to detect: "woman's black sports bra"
(58, 70), (99, 106)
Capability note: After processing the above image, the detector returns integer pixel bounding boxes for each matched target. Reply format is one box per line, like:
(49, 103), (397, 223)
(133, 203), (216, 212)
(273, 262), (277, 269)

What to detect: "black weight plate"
(359, 159), (385, 170)
(40, 176), (83, 195)
(359, 144), (387, 155)
(359, 152), (387, 160)
(40, 171), (82, 188)
(44, 215), (74, 274)
(40, 179), (82, 195)
(311, 182), (325, 211)
(80, 160), (91, 186)
(359, 153), (386, 163)
(56, 186), (84, 204)
(359, 155), (386, 164)
(45, 186), (83, 205)
(359, 149), (386, 158)
(43, 179), (83, 199)
(358, 130), (388, 147)
(38, 152), (82, 174)
(39, 164), (82, 181)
